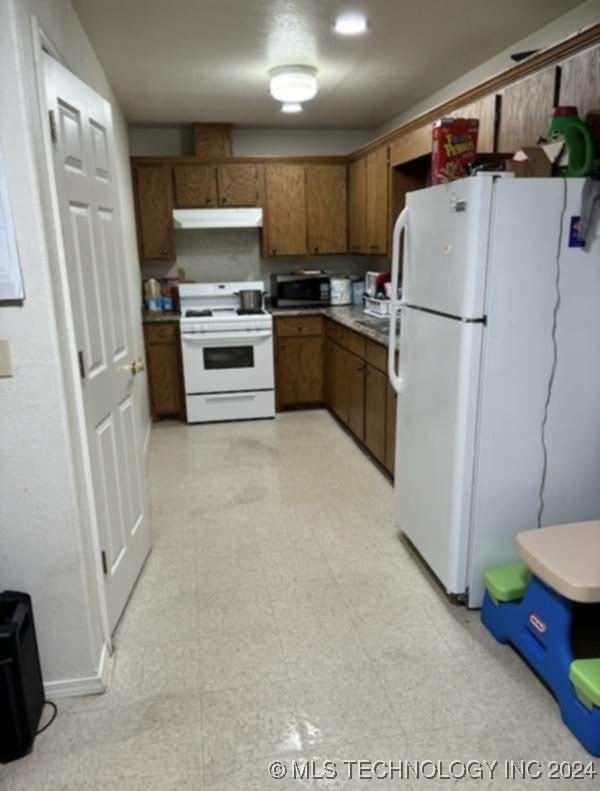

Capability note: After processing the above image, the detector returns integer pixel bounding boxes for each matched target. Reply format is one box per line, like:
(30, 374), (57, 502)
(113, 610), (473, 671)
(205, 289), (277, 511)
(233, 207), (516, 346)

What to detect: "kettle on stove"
(548, 106), (594, 178)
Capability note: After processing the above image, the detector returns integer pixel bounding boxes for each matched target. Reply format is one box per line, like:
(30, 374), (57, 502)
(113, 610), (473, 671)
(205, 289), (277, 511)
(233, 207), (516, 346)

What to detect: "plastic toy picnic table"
(482, 520), (600, 756)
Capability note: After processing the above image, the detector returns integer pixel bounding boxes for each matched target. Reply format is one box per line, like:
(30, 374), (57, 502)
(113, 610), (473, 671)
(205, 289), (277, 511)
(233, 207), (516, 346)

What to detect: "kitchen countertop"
(270, 305), (395, 347)
(142, 310), (181, 323)
(142, 305), (396, 347)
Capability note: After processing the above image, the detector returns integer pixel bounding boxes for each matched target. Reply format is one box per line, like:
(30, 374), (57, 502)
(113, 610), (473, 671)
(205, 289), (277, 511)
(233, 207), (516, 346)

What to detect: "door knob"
(128, 358), (145, 375)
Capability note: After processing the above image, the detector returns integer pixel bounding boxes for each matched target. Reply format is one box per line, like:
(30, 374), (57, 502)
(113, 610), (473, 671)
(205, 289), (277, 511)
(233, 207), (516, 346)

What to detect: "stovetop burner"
(237, 308), (266, 315)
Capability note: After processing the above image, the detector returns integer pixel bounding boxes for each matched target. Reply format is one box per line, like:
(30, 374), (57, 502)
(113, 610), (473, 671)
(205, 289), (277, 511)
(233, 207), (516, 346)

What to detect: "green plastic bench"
(484, 561), (531, 605)
(570, 659), (600, 710)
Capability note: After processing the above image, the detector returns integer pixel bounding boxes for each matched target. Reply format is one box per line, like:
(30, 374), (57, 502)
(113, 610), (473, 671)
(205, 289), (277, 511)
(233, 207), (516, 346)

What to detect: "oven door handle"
(181, 331), (272, 345)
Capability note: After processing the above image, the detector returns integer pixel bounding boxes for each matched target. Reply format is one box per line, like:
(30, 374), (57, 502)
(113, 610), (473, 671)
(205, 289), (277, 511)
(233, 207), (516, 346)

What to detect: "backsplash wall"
(141, 229), (388, 293)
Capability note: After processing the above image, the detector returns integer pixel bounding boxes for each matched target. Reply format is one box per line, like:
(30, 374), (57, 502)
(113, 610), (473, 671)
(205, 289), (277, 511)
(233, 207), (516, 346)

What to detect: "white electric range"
(178, 281), (275, 423)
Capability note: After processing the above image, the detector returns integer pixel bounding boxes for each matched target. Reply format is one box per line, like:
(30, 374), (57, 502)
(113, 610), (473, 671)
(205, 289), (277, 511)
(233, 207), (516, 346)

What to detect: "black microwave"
(270, 273), (330, 308)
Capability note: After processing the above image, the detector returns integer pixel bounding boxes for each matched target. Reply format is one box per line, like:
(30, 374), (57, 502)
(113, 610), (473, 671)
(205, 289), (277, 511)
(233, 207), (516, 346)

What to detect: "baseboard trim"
(43, 641), (113, 699)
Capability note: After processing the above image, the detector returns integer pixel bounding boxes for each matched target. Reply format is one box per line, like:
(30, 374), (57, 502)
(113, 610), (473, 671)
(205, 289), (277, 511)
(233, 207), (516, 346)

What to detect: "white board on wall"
(0, 141), (25, 302)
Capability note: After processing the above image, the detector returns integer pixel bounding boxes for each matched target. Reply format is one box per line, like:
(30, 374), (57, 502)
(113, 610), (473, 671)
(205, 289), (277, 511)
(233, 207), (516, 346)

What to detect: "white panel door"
(44, 53), (150, 631)
(403, 176), (498, 319)
(394, 307), (483, 595)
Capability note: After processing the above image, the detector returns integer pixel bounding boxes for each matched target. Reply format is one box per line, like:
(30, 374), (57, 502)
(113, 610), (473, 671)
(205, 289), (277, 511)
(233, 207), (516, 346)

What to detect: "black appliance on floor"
(0, 591), (45, 763)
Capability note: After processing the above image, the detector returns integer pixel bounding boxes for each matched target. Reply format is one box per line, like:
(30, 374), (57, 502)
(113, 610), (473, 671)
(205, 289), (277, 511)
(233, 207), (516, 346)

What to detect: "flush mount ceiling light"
(281, 102), (303, 113)
(334, 12), (368, 35)
(269, 65), (318, 103)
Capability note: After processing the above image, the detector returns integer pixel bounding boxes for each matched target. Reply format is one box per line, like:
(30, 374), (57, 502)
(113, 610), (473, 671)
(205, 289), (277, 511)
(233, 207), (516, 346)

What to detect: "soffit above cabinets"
(73, 0), (582, 128)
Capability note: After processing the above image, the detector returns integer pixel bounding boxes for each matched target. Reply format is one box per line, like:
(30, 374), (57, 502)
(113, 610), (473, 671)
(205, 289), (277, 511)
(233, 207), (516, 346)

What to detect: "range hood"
(173, 207), (263, 229)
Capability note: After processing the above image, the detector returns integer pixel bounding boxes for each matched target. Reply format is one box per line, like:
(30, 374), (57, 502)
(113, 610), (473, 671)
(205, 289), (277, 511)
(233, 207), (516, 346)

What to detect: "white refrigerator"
(388, 174), (600, 607)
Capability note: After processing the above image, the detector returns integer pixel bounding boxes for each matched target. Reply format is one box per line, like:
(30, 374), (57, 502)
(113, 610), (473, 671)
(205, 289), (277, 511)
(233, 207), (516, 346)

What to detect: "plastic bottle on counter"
(144, 278), (162, 312)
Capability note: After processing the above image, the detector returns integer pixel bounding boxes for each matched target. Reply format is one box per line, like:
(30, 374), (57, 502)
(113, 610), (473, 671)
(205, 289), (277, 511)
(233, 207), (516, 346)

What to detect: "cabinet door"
(346, 350), (366, 441)
(559, 46), (600, 124)
(265, 164), (307, 256)
(449, 94), (497, 153)
(133, 161), (174, 262)
(173, 164), (217, 207)
(366, 146), (389, 255)
(385, 381), (397, 475)
(276, 335), (323, 408)
(324, 338), (336, 409)
(217, 163), (259, 206)
(348, 158), (366, 253)
(497, 66), (557, 153)
(305, 164), (347, 254)
(333, 343), (348, 423)
(144, 324), (184, 419)
(364, 365), (387, 464)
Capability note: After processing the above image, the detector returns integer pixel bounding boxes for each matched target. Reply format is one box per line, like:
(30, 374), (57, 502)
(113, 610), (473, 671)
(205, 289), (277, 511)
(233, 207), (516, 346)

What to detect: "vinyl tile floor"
(2, 411), (597, 790)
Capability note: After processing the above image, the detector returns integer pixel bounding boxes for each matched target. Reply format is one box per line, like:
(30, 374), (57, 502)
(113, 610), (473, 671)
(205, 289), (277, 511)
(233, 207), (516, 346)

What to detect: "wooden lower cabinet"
(143, 322), (185, 421)
(274, 316), (323, 408)
(276, 335), (323, 408)
(344, 348), (366, 442)
(385, 382), (397, 475)
(364, 365), (387, 464)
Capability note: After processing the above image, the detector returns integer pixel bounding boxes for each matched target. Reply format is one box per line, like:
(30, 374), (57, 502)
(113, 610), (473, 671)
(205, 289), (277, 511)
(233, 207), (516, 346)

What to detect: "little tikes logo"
(529, 613), (547, 634)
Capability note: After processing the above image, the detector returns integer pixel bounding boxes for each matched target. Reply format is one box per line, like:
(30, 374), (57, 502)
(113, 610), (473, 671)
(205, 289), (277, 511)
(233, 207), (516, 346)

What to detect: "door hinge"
(101, 550), (108, 575)
(77, 350), (86, 380)
(48, 110), (57, 144)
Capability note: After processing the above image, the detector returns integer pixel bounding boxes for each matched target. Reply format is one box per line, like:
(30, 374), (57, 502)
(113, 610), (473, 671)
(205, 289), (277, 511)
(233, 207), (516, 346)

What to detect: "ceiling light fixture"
(334, 12), (368, 35)
(269, 65), (318, 103)
(281, 102), (303, 113)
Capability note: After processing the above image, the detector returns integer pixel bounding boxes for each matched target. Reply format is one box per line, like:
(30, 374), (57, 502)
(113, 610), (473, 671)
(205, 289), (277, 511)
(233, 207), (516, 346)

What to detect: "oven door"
(180, 329), (274, 394)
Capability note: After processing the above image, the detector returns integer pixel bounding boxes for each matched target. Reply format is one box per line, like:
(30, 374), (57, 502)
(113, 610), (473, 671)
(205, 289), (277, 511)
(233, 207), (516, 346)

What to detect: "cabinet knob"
(161, 247), (168, 254)
(222, 197), (228, 204)
(206, 198), (211, 204)
(272, 248), (277, 255)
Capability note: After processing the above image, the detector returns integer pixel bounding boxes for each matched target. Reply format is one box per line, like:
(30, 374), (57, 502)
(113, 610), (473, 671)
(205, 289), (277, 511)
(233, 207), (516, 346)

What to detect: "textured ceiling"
(73, 0), (582, 128)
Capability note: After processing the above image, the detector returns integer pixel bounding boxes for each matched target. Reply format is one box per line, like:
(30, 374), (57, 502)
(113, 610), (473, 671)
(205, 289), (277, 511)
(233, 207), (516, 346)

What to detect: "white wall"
(142, 229), (382, 288)
(376, 0), (600, 135)
(128, 126), (374, 157)
(0, 0), (147, 691)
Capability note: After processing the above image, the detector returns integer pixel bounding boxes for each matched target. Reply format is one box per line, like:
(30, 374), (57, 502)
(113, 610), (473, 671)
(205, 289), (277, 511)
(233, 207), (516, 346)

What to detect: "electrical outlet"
(0, 339), (13, 377)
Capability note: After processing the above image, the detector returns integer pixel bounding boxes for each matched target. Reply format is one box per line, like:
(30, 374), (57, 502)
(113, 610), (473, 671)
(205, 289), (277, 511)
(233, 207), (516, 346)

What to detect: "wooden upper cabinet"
(265, 163), (307, 256)
(389, 125), (431, 167)
(133, 161), (174, 262)
(192, 123), (233, 158)
(305, 164), (347, 254)
(366, 146), (389, 255)
(217, 163), (259, 206)
(449, 93), (497, 153)
(558, 46), (600, 123)
(173, 164), (217, 207)
(497, 66), (557, 153)
(348, 157), (367, 254)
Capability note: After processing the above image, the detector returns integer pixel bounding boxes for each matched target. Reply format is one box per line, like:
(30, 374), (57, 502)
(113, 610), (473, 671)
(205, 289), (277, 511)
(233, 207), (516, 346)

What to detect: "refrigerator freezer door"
(403, 176), (498, 319)
(394, 307), (483, 595)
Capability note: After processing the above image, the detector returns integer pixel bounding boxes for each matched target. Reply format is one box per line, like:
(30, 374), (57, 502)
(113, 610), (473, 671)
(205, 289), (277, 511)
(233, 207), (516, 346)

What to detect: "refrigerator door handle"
(388, 207), (409, 394)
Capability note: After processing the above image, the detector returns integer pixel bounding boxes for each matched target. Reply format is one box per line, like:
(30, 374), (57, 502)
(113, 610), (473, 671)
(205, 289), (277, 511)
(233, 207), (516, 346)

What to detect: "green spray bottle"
(548, 106), (595, 177)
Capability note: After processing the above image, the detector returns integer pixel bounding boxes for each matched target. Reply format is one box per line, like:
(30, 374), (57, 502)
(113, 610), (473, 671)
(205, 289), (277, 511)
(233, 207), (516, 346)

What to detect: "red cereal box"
(431, 118), (479, 184)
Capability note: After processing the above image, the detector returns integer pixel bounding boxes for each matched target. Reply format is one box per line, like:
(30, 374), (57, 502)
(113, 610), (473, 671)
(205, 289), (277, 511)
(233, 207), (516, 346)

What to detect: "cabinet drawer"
(144, 321), (178, 343)
(275, 316), (323, 337)
(366, 340), (387, 373)
(335, 324), (366, 358)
